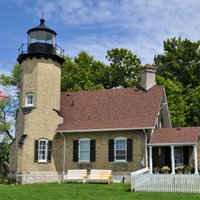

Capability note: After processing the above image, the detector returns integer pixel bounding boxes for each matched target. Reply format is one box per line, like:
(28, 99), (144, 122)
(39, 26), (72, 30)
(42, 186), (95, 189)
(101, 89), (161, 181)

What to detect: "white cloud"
(13, 0), (200, 64)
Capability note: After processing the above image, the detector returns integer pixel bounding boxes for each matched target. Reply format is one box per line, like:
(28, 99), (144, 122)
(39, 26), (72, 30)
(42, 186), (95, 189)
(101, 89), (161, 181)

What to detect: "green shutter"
(34, 140), (38, 162)
(108, 139), (114, 162)
(127, 139), (133, 162)
(90, 140), (96, 162)
(73, 140), (79, 162)
(47, 141), (52, 163)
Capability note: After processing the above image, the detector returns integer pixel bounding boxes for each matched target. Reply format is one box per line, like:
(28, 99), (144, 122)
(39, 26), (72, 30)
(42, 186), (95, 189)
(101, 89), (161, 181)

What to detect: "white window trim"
(25, 92), (35, 107)
(38, 138), (48, 163)
(78, 138), (90, 163)
(114, 137), (127, 162)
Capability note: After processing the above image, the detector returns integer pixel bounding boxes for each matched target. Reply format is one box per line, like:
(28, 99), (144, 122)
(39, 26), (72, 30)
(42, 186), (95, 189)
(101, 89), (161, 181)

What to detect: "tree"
(0, 64), (21, 89)
(0, 139), (9, 177)
(0, 64), (20, 141)
(154, 37), (200, 88)
(186, 86), (200, 126)
(0, 98), (16, 141)
(61, 53), (107, 92)
(106, 48), (142, 88)
(156, 76), (187, 127)
(154, 37), (200, 127)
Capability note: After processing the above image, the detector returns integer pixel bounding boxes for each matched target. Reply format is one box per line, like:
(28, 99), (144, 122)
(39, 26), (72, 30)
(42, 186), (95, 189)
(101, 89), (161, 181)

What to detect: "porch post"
(170, 146), (175, 174)
(149, 146), (153, 174)
(193, 145), (199, 175)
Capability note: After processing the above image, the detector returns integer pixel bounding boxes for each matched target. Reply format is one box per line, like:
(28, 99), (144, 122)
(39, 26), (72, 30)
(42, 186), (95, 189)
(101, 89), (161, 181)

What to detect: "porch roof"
(149, 127), (200, 145)
(57, 85), (164, 132)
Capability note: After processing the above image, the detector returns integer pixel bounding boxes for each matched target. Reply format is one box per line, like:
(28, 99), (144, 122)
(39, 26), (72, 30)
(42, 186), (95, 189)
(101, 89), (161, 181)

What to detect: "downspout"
(143, 129), (148, 168)
(60, 132), (66, 182)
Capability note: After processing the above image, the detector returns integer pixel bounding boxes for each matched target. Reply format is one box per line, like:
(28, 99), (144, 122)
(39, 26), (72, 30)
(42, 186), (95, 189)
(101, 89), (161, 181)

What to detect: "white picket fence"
(131, 170), (200, 193)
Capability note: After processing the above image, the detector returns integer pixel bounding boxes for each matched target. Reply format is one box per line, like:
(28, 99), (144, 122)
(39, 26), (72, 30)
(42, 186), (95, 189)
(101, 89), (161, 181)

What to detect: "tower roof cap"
(27, 18), (57, 35)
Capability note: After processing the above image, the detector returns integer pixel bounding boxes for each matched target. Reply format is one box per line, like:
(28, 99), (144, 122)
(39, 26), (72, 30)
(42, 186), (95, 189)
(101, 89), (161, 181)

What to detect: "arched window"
(25, 92), (34, 107)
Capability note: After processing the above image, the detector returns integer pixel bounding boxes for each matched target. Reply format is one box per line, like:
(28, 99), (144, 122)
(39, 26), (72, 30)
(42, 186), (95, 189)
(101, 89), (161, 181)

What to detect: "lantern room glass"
(28, 30), (56, 46)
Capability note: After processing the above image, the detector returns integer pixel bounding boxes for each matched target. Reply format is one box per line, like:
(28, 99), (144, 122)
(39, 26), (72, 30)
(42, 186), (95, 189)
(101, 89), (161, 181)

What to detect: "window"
(38, 139), (48, 162)
(155, 115), (162, 129)
(25, 93), (34, 107)
(79, 138), (90, 162)
(73, 139), (96, 163)
(109, 137), (132, 162)
(34, 139), (52, 163)
(174, 147), (183, 166)
(115, 138), (127, 161)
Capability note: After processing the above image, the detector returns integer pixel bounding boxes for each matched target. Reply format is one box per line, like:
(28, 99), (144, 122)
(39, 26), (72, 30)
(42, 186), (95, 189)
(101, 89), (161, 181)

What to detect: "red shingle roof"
(149, 127), (200, 144)
(57, 85), (164, 131)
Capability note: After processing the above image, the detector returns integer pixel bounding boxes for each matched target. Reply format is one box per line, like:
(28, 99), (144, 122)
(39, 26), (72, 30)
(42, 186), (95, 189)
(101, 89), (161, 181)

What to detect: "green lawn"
(0, 183), (199, 200)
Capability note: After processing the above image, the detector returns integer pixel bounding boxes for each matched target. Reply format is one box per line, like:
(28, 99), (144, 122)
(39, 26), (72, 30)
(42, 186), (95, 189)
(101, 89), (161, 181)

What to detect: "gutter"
(148, 142), (198, 146)
(60, 132), (66, 182)
(56, 127), (154, 133)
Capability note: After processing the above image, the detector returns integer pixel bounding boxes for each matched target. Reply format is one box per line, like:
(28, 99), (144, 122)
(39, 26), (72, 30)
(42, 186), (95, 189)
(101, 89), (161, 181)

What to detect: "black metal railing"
(18, 43), (64, 58)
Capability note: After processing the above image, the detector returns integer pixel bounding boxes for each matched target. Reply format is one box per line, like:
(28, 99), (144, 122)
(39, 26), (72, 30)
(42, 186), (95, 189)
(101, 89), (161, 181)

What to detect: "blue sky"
(1, 0), (200, 76)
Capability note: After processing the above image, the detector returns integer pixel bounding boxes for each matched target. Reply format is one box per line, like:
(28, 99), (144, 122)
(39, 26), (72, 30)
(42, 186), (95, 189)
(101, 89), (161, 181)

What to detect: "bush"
(0, 177), (16, 184)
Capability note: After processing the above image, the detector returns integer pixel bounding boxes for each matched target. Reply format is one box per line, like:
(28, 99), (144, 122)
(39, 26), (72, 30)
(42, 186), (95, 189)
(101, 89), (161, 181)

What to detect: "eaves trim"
(148, 142), (198, 146)
(57, 127), (154, 133)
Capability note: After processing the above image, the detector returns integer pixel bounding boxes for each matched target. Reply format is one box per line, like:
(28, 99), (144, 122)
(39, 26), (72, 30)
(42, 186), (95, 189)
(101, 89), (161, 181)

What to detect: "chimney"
(141, 64), (156, 90)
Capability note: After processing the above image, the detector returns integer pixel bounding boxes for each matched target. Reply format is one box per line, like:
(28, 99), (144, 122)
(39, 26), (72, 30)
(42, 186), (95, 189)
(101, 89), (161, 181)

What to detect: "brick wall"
(9, 57), (63, 183)
(57, 130), (146, 174)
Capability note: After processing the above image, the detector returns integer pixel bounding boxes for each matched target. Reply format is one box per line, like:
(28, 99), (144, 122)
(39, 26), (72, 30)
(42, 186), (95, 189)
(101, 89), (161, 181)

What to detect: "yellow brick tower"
(9, 18), (64, 184)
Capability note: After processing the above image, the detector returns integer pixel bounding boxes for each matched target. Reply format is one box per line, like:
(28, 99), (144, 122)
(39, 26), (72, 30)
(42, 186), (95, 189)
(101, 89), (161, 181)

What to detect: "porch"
(148, 145), (198, 174)
(148, 127), (200, 175)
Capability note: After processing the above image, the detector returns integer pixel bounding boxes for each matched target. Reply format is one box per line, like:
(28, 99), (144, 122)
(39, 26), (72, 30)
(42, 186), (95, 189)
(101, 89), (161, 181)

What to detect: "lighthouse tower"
(9, 18), (64, 184)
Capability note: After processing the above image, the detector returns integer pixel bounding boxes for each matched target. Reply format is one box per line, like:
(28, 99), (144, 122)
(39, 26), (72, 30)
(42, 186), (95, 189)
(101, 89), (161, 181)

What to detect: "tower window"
(38, 139), (48, 162)
(34, 139), (52, 163)
(25, 93), (34, 107)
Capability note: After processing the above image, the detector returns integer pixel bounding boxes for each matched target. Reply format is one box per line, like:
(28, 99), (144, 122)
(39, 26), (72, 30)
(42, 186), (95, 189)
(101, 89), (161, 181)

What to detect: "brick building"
(9, 19), (200, 184)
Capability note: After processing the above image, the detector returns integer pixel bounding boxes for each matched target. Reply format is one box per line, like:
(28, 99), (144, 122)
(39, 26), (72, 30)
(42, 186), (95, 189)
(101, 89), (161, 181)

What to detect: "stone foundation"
(9, 171), (62, 184)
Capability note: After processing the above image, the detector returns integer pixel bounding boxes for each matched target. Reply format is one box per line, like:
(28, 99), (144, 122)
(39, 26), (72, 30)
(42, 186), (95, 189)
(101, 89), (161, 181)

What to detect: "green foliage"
(61, 53), (105, 92)
(0, 64), (19, 141)
(106, 48), (142, 88)
(186, 86), (200, 126)
(0, 142), (9, 165)
(0, 97), (16, 141)
(154, 37), (200, 127)
(0, 64), (21, 89)
(155, 37), (200, 88)
(0, 177), (16, 184)
(61, 49), (142, 92)
(156, 76), (187, 127)
(0, 141), (9, 177)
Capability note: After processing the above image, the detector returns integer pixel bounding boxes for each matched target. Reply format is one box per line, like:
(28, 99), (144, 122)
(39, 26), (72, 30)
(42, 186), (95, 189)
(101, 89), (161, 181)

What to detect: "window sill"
(114, 161), (128, 163)
(37, 161), (48, 164)
(77, 161), (91, 164)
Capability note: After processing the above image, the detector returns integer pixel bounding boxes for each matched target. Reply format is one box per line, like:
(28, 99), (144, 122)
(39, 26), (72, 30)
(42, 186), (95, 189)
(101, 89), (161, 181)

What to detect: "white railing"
(131, 167), (150, 191)
(131, 173), (200, 193)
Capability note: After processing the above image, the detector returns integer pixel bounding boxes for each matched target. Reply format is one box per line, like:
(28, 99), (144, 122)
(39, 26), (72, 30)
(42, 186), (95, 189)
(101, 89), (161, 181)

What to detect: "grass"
(0, 183), (199, 200)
